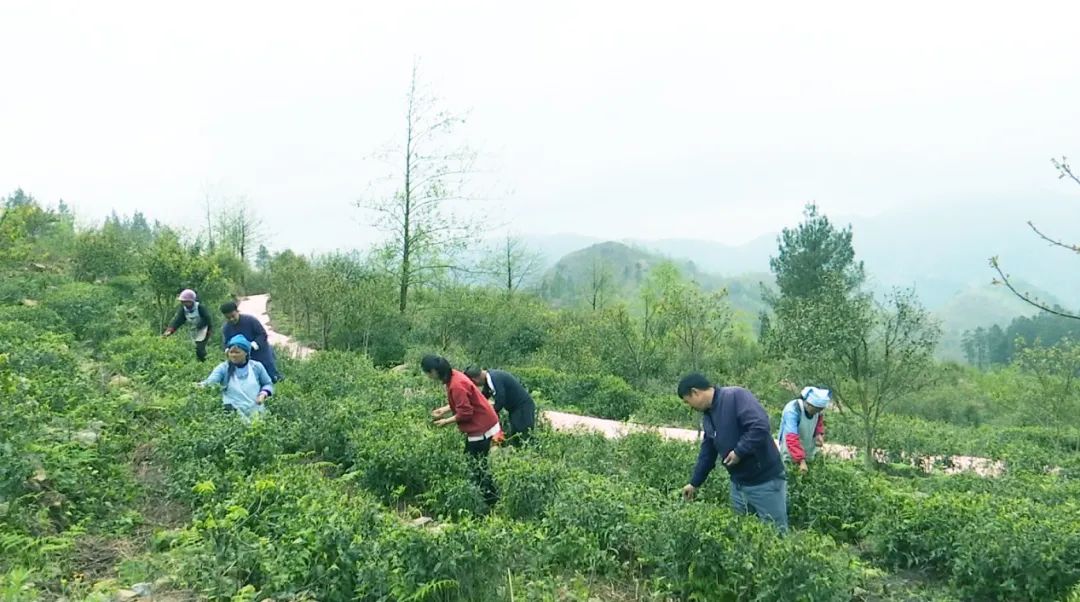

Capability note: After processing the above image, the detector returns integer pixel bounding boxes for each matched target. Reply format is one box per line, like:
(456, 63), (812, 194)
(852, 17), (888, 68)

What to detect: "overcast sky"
(2, 1), (1079, 254)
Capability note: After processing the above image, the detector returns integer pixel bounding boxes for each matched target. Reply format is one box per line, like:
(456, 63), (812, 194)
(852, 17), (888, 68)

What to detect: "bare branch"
(409, 169), (477, 192)
(1028, 221), (1080, 253)
(990, 257), (1080, 320)
(1053, 156), (1080, 187)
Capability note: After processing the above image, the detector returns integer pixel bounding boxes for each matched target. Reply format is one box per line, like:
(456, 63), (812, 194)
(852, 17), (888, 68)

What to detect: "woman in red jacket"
(423, 354), (502, 507)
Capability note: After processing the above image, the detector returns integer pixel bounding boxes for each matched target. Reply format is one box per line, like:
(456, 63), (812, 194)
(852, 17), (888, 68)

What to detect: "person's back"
(486, 369), (536, 445)
(488, 369), (534, 412)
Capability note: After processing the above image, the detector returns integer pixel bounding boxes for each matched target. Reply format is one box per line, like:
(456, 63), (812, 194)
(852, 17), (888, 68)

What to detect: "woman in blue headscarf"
(198, 334), (274, 421)
(777, 386), (831, 473)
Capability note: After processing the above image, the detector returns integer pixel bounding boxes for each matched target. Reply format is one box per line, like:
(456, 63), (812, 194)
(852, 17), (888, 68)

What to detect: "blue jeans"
(730, 477), (788, 533)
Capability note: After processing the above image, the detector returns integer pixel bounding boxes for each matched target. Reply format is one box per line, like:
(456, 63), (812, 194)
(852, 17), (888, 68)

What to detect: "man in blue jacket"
(219, 301), (281, 382)
(678, 372), (788, 532)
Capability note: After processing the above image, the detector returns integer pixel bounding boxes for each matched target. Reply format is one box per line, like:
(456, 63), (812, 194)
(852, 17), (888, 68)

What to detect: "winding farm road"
(239, 294), (1004, 477)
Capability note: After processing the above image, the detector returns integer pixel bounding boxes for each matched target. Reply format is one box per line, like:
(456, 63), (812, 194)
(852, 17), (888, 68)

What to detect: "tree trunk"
(862, 414), (876, 468)
(506, 240), (514, 296)
(398, 67), (416, 314)
(398, 250), (409, 313)
(154, 295), (168, 331)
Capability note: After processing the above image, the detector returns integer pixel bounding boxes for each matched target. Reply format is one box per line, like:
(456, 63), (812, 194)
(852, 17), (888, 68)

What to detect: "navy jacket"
(690, 386), (784, 487)
(222, 314), (278, 379)
(486, 370), (535, 416)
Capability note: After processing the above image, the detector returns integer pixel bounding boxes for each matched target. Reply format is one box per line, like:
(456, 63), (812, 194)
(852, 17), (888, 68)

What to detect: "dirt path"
(238, 293), (314, 359)
(238, 293), (1005, 476)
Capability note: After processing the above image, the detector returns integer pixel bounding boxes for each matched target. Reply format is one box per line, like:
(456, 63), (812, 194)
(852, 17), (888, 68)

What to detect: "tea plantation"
(3, 277), (1080, 601)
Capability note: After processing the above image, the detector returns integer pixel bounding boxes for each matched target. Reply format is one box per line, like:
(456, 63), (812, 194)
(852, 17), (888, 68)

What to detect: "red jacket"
(446, 370), (500, 437)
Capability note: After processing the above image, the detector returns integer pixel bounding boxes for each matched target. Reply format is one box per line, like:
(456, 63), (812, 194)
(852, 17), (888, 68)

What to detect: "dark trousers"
(465, 437), (498, 507)
(252, 349), (280, 381)
(506, 403), (536, 448)
(195, 338), (208, 362)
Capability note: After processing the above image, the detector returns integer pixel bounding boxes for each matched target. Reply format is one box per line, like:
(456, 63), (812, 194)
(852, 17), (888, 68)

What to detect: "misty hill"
(519, 197), (1079, 311)
(538, 241), (773, 329)
(933, 280), (1059, 361)
(535, 239), (1059, 362)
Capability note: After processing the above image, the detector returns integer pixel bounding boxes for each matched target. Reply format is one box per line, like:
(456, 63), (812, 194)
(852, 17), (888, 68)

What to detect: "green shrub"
(493, 454), (567, 521)
(948, 500), (1080, 601)
(614, 432), (699, 493)
(0, 305), (66, 335)
(865, 490), (1080, 600)
(344, 412), (483, 516)
(640, 502), (859, 601)
(182, 464), (390, 600)
(787, 462), (893, 543)
(105, 334), (206, 390)
(630, 392), (697, 428)
(513, 368), (645, 420)
(40, 282), (120, 345)
(867, 491), (983, 573)
(542, 473), (662, 573)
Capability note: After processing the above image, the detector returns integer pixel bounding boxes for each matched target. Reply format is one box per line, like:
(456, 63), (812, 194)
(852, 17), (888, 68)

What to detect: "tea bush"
(40, 281), (120, 346)
(949, 499), (1080, 601)
(492, 454), (568, 520)
(787, 462), (893, 544)
(0, 304), (67, 335)
(630, 391), (697, 428)
(7, 276), (1080, 601)
(513, 367), (646, 420)
(638, 501), (860, 602)
(865, 490), (1080, 600)
(180, 463), (391, 599)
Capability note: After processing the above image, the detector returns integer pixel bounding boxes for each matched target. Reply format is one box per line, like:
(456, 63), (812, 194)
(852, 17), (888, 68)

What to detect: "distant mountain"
(534, 239), (1064, 363)
(539, 241), (695, 306)
(846, 200), (1080, 308)
(497, 195), (1078, 363)
(932, 280), (1060, 362)
(518, 233), (601, 271)
(512, 196), (1080, 311)
(538, 241), (773, 329)
(622, 234), (778, 277)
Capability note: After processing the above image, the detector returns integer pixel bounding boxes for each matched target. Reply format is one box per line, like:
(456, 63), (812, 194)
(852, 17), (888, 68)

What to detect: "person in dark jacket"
(678, 372), (788, 532)
(162, 289), (212, 362)
(464, 366), (536, 447)
(424, 354), (503, 507)
(220, 301), (281, 382)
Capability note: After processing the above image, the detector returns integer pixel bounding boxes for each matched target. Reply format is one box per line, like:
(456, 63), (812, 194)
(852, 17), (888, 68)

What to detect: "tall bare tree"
(586, 258), (614, 311)
(482, 234), (544, 297)
(215, 196), (264, 264)
(204, 191), (216, 253)
(991, 156), (1080, 319)
(362, 60), (476, 313)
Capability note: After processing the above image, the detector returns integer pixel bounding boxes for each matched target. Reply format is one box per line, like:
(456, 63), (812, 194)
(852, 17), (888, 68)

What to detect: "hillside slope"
(538, 241), (773, 328)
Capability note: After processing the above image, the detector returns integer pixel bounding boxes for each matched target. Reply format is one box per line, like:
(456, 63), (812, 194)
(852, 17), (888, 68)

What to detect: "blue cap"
(226, 334), (251, 353)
